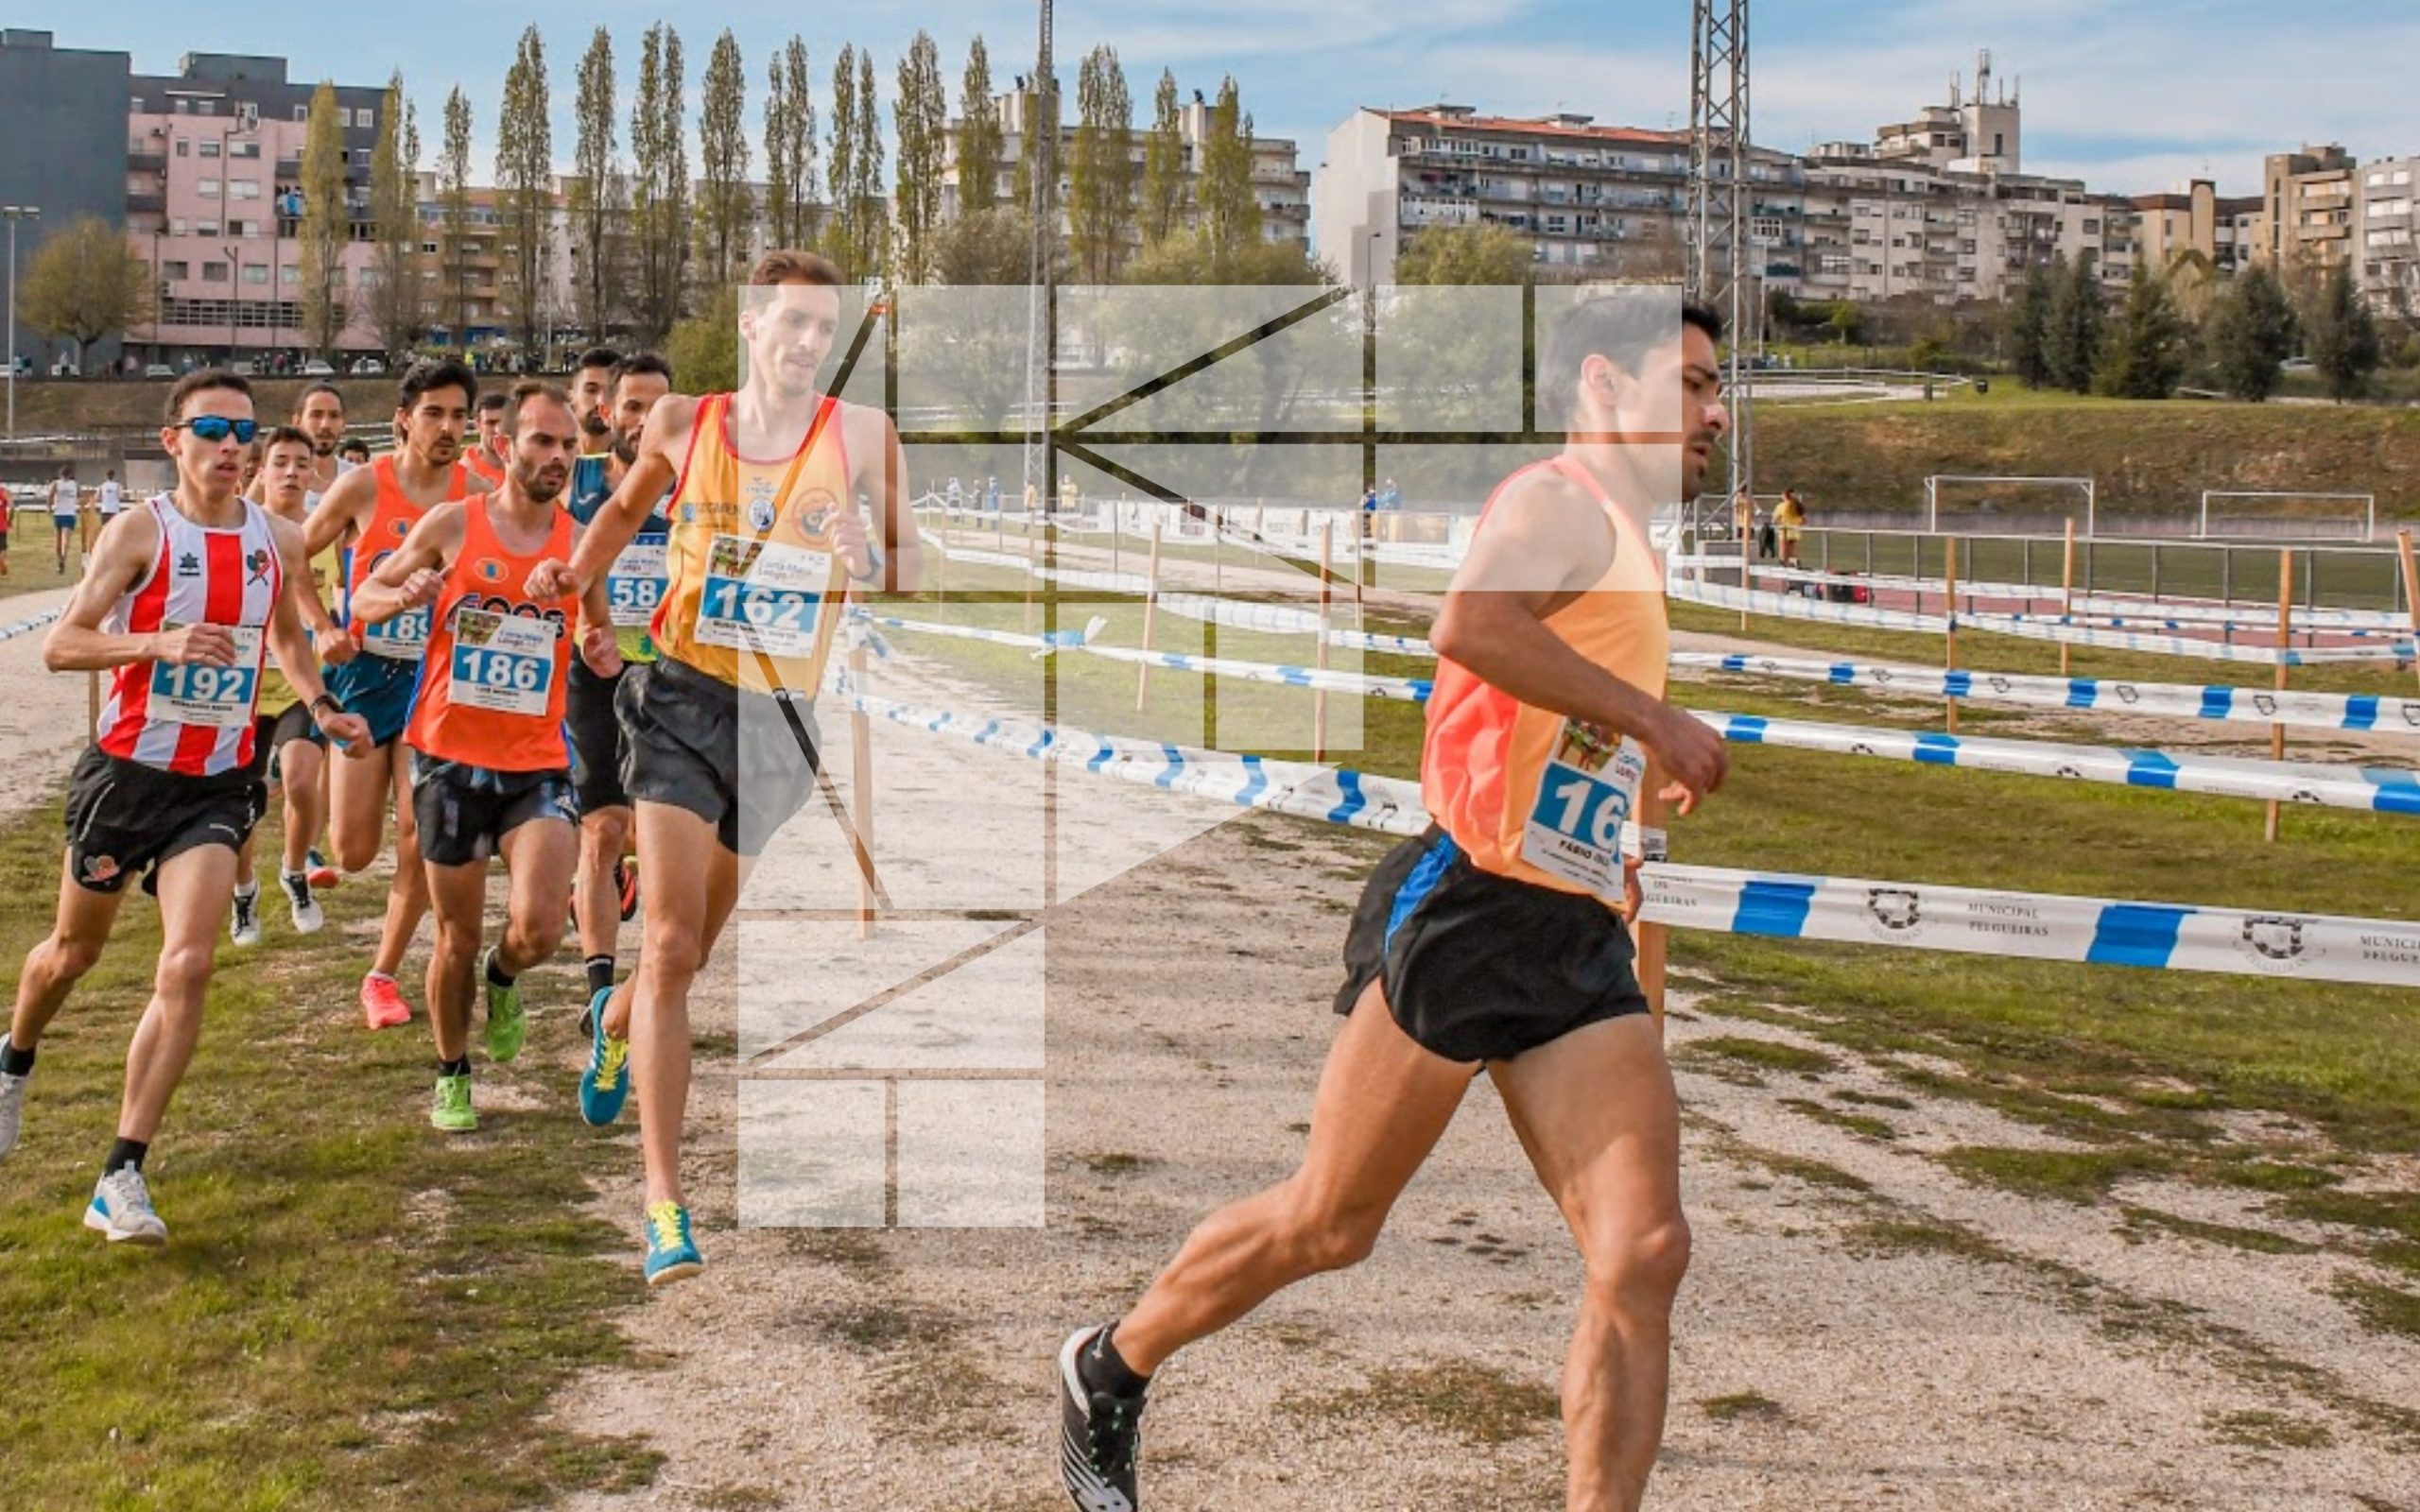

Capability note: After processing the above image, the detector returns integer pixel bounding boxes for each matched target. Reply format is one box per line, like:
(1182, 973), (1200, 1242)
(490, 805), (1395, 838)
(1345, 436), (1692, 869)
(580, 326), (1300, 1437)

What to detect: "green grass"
(1682, 1037), (1838, 1076)
(0, 518), (87, 603)
(1284, 1360), (1562, 1446)
(1699, 1390), (1786, 1422)
(0, 797), (659, 1510)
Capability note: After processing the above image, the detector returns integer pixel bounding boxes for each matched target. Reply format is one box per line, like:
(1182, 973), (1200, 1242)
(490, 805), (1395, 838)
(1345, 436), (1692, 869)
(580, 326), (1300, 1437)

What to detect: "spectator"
(986, 474), (1001, 513)
(1773, 488), (1807, 568)
(1378, 477), (1402, 510)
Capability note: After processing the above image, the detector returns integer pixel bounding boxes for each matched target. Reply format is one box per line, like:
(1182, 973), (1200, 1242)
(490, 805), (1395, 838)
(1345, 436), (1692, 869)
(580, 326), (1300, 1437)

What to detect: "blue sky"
(25, 0), (2420, 199)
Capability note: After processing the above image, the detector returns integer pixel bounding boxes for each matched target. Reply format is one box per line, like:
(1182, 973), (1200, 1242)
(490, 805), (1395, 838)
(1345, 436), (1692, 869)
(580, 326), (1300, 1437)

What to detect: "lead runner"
(1056, 298), (1731, 1512)
(529, 249), (918, 1285)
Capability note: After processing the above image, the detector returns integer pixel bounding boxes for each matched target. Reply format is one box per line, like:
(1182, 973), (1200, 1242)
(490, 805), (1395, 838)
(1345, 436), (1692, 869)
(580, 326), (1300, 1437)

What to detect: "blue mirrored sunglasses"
(178, 416), (259, 444)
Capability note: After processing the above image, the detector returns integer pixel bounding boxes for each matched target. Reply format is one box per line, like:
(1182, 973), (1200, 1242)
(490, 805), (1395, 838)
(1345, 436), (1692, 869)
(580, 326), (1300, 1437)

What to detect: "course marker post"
(1315, 523), (1332, 762)
(1945, 535), (1962, 734)
(1135, 523), (1163, 712)
(1024, 523), (1037, 636)
(2267, 549), (2293, 845)
(2060, 518), (2077, 678)
(851, 641), (875, 939)
(2399, 528), (2420, 700)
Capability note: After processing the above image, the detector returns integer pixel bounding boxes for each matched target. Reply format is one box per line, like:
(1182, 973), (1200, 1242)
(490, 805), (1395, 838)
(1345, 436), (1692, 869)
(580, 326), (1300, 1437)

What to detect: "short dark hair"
(338, 437), (371, 457)
(397, 358), (476, 414)
(293, 381), (344, 416)
(475, 390), (509, 416)
(612, 351), (673, 389)
(165, 368), (253, 424)
(263, 423), (316, 455)
(1537, 296), (1723, 425)
(577, 346), (623, 374)
(501, 381), (574, 437)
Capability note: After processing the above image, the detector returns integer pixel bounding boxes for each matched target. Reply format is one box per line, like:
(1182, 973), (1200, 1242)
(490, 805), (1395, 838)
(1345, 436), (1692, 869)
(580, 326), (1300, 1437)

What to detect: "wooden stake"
(2060, 518), (2076, 678)
(2266, 548), (2293, 844)
(1636, 765), (1668, 1035)
(1024, 524), (1038, 636)
(1314, 524), (1332, 762)
(2398, 528), (2420, 699)
(933, 524), (949, 620)
(87, 670), (99, 743)
(1944, 535), (1961, 734)
(851, 643), (876, 938)
(1135, 523), (1164, 711)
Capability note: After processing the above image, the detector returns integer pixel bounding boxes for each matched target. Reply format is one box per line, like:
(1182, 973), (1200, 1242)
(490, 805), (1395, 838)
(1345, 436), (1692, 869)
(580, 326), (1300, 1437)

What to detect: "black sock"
(104, 1138), (147, 1174)
(440, 1056), (472, 1078)
(1080, 1323), (1150, 1396)
(585, 954), (615, 997)
(485, 954), (515, 990)
(0, 1040), (33, 1076)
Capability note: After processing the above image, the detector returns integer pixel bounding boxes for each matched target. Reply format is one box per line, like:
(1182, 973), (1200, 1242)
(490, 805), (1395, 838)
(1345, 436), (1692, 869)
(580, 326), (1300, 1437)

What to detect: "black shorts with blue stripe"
(1335, 826), (1650, 1064)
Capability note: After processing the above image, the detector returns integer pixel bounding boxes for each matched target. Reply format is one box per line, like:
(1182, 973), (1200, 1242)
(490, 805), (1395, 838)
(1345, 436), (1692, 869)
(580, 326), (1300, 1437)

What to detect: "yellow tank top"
(651, 392), (855, 696)
(1421, 455), (1669, 904)
(253, 491), (344, 717)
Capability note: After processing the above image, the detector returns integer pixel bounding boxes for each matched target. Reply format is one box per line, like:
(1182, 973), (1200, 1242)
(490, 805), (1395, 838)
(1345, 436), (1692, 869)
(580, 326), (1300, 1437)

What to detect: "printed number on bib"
(148, 626), (265, 730)
(695, 535), (832, 659)
(607, 533), (668, 628)
(448, 607), (557, 717)
(1520, 720), (1647, 899)
(363, 602), (430, 657)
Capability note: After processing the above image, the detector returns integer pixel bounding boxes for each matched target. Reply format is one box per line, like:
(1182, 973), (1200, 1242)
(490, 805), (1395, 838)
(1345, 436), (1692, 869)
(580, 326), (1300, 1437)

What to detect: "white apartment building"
(2358, 154), (2419, 319)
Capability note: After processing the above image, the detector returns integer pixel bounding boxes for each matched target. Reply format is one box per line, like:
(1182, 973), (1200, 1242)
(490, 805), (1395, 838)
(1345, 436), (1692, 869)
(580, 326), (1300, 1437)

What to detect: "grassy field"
(1, 512), (90, 603)
(0, 801), (660, 1511)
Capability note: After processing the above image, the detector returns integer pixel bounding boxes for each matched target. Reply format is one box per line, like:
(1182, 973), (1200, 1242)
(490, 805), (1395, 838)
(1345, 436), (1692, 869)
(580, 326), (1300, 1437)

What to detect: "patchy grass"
(1683, 1037), (1838, 1077)
(2206, 1408), (2340, 1452)
(1288, 1360), (1562, 1447)
(0, 532), (83, 602)
(1700, 1391), (1787, 1422)
(2334, 1276), (2420, 1342)
(2118, 1206), (2321, 1257)
(1938, 1145), (2175, 1204)
(1840, 1215), (2014, 1266)
(1780, 1096), (1898, 1142)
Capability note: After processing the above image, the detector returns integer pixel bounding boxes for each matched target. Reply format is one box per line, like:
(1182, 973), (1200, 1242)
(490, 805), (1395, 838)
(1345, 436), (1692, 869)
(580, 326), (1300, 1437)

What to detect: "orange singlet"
(406, 498), (580, 773)
(347, 455), (472, 656)
(1421, 455), (1669, 904)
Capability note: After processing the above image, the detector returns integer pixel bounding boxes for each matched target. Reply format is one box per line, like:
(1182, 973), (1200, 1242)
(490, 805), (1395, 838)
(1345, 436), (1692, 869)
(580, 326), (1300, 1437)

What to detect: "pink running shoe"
(361, 973), (412, 1030)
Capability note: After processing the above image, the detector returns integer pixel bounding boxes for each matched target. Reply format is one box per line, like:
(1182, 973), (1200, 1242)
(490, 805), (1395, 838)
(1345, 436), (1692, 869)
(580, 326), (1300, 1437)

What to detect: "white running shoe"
(84, 1167), (168, 1245)
(229, 885), (262, 948)
(281, 871), (324, 935)
(0, 1068), (29, 1160)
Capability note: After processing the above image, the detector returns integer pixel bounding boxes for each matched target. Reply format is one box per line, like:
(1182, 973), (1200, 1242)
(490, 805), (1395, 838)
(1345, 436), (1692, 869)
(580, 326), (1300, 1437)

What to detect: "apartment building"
(2356, 154), (2419, 318)
(2254, 144), (2357, 279)
(2132, 180), (2263, 276)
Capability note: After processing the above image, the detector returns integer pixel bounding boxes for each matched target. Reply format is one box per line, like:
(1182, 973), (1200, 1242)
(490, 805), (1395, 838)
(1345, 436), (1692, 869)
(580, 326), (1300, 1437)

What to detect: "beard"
(312, 438), (337, 457)
(516, 464), (569, 505)
(612, 430), (641, 465)
(579, 410), (610, 438)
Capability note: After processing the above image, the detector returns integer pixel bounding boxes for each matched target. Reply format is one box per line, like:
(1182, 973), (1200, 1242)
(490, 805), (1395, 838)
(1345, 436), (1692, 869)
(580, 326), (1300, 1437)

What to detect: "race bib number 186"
(448, 608), (557, 717)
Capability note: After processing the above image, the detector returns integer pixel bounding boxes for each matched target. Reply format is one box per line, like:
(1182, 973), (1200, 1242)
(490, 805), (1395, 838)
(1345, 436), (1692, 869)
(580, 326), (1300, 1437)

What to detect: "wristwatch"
(310, 692), (346, 722)
(848, 542), (886, 583)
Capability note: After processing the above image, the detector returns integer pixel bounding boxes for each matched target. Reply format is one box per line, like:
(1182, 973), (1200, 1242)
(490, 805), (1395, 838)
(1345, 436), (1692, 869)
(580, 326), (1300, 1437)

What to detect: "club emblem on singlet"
(247, 548), (273, 585)
(475, 558), (507, 583)
(745, 474), (781, 533)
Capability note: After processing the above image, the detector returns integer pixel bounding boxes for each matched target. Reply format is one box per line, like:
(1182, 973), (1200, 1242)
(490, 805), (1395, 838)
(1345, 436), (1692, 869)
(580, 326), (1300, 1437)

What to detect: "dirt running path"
(0, 591), (93, 825)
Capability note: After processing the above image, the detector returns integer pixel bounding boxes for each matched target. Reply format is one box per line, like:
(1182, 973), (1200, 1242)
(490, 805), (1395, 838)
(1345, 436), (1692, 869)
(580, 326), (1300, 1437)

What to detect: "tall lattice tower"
(1688, 0), (1753, 505)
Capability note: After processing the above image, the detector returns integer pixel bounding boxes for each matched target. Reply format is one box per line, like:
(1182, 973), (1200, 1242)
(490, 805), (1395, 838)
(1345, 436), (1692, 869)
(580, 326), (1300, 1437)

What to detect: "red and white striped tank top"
(95, 493), (285, 777)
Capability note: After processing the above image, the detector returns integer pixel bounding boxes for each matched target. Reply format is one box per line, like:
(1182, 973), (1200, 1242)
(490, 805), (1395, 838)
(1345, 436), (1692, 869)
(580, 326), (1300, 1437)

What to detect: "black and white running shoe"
(1058, 1325), (1148, 1512)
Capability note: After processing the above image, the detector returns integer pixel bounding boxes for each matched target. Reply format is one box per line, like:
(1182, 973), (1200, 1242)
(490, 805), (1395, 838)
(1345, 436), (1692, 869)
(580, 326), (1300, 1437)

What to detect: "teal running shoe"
(643, 1200), (702, 1288)
(579, 987), (631, 1127)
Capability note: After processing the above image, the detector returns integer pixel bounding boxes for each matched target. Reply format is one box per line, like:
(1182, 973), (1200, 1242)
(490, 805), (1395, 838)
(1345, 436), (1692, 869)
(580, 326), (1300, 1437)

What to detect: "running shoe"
(642, 1200), (702, 1287)
(84, 1167), (168, 1245)
(281, 871), (324, 935)
(0, 1067), (28, 1160)
(481, 947), (527, 1063)
(306, 849), (341, 889)
(228, 885), (262, 948)
(616, 858), (639, 923)
(361, 973), (411, 1030)
(1059, 1326), (1148, 1512)
(579, 987), (631, 1127)
(430, 1073), (477, 1133)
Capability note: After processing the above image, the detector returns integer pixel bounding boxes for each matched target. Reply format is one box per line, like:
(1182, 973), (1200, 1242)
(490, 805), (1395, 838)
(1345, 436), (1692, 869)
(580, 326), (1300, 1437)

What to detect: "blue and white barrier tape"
(1721, 560), (2415, 631)
(1972, 608), (2406, 643)
(1150, 593), (1437, 656)
(853, 610), (1106, 659)
(1075, 644), (1434, 702)
(1672, 650), (2420, 736)
(0, 609), (61, 644)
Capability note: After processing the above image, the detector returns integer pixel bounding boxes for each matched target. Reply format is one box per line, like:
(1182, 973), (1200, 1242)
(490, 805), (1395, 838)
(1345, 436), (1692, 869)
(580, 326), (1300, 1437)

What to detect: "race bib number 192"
(1519, 721), (1648, 899)
(148, 626), (265, 730)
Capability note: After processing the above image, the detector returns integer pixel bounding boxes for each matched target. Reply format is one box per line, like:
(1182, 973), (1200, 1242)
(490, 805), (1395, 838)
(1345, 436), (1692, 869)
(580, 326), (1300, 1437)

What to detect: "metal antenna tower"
(1022, 0), (1059, 504)
(1688, 0), (1752, 504)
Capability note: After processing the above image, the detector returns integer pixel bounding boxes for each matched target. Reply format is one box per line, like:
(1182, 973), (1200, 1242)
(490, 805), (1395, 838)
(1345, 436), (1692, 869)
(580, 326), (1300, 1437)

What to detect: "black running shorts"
(566, 656), (630, 816)
(63, 746), (264, 896)
(410, 753), (579, 868)
(1335, 826), (1651, 1064)
(616, 655), (820, 858)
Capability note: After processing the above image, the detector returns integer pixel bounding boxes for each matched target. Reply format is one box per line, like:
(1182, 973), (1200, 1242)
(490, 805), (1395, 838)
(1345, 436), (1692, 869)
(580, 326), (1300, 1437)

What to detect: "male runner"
(0, 371), (369, 1242)
(295, 381), (350, 494)
(354, 383), (616, 1132)
(1055, 299), (1732, 1512)
(530, 249), (917, 1285)
(96, 469), (125, 526)
(338, 438), (371, 470)
(229, 425), (354, 941)
(565, 352), (674, 1035)
(306, 360), (490, 1029)
(49, 468), (78, 573)
(463, 390), (510, 488)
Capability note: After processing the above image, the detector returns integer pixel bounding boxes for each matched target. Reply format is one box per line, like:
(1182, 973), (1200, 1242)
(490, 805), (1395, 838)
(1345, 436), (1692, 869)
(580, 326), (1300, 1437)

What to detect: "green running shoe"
(643, 1200), (702, 1287)
(482, 947), (527, 1064)
(430, 1073), (477, 1133)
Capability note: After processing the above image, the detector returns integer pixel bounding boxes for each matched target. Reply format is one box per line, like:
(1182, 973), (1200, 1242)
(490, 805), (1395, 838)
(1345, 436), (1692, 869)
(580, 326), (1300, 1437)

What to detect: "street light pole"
(3, 204), (41, 438)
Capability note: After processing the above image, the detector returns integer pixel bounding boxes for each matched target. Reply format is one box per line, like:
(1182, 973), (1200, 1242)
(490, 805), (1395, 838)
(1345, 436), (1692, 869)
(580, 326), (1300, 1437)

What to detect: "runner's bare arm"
(540, 393), (698, 598)
(848, 404), (922, 594)
(43, 508), (232, 671)
(1430, 473), (1726, 805)
(352, 503), (468, 625)
(265, 515), (372, 752)
(570, 521), (622, 678)
(302, 464), (373, 559)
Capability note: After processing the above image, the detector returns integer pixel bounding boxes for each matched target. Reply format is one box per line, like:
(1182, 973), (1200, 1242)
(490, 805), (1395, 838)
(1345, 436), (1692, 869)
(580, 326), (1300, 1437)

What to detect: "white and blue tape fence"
(0, 608), (61, 645)
(1149, 593), (1437, 656)
(1714, 559), (2417, 632)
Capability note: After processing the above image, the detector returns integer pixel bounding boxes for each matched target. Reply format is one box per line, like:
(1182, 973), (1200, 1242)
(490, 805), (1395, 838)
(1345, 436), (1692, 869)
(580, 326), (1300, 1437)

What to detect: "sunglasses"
(176, 416), (259, 444)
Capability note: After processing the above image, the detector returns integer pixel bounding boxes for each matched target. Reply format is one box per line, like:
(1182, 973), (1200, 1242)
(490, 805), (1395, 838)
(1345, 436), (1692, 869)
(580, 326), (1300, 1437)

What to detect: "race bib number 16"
(1519, 721), (1648, 900)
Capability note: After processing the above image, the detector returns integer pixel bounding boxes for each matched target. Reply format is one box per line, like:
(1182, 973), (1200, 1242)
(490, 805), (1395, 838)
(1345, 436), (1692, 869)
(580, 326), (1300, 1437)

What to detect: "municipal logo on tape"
(1864, 887), (1924, 938)
(2237, 915), (2309, 973)
(2115, 684), (2139, 704)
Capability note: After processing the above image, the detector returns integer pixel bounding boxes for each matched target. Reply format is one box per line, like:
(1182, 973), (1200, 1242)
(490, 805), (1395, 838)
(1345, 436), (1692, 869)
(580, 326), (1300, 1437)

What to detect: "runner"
(228, 425), (354, 942)
(1055, 298), (1732, 1512)
(463, 391), (509, 488)
(529, 249), (916, 1286)
(49, 468), (78, 573)
(294, 381), (350, 494)
(96, 469), (125, 526)
(0, 370), (370, 1243)
(338, 438), (371, 471)
(305, 360), (490, 1030)
(354, 382), (615, 1133)
(564, 352), (673, 1035)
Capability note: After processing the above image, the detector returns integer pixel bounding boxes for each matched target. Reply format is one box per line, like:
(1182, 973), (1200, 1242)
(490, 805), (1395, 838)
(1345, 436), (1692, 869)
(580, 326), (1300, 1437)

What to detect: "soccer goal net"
(1924, 474), (2096, 538)
(2197, 491), (2376, 543)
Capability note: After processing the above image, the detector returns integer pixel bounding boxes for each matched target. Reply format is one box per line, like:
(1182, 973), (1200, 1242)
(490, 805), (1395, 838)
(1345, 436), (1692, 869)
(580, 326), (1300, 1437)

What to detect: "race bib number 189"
(363, 603), (430, 657)
(1519, 721), (1648, 899)
(448, 608), (557, 717)
(148, 626), (265, 730)
(694, 535), (832, 659)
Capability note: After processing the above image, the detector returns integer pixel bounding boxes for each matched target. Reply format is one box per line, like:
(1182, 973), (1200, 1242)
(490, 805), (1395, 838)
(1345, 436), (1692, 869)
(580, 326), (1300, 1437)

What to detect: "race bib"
(363, 603), (430, 658)
(607, 532), (669, 629)
(447, 607), (557, 717)
(148, 626), (265, 730)
(1520, 720), (1649, 899)
(694, 535), (833, 659)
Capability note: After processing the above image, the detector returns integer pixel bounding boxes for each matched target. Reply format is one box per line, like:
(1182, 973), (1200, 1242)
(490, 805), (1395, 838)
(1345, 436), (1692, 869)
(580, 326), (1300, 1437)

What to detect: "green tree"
(1138, 69), (1184, 249)
(2043, 254), (2104, 394)
(845, 47), (888, 281)
(631, 24), (689, 341)
(666, 283), (739, 393)
(825, 45), (861, 275)
(439, 85), (474, 346)
(2094, 264), (2187, 399)
(2306, 263), (2383, 403)
(297, 81), (351, 358)
(1198, 77), (1261, 258)
(697, 29), (754, 285)
(955, 38), (1004, 219)
(368, 73), (429, 361)
(764, 38), (820, 249)
(893, 30), (949, 284)
(2205, 263), (2298, 403)
(16, 215), (155, 372)
(1825, 301), (1864, 345)
(934, 207), (1051, 285)
(496, 26), (553, 358)
(569, 26), (619, 340)
(1068, 44), (1135, 284)
(2006, 258), (2057, 387)
(1394, 223), (1532, 284)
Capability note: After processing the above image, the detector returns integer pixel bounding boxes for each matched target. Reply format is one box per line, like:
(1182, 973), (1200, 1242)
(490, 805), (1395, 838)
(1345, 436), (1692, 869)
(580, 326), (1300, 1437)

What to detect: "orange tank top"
(1421, 455), (1669, 904)
(651, 392), (855, 696)
(406, 498), (580, 773)
(349, 455), (471, 659)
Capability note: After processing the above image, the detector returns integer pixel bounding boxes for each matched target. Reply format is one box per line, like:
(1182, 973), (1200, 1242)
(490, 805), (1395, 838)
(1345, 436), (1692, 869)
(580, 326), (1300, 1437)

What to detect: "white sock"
(234, 881), (258, 900)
